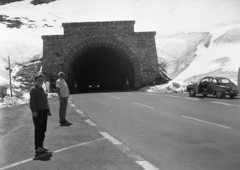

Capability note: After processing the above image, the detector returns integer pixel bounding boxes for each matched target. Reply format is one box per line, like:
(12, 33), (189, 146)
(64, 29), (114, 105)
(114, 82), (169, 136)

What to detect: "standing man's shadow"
(33, 152), (53, 161)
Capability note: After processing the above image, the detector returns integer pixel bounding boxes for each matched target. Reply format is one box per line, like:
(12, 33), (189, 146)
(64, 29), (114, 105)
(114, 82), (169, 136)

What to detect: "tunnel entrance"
(71, 44), (134, 92)
(42, 21), (159, 90)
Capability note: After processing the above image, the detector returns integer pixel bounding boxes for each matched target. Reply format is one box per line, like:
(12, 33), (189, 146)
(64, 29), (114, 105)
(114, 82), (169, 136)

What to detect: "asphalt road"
(71, 92), (240, 170)
(0, 98), (143, 170)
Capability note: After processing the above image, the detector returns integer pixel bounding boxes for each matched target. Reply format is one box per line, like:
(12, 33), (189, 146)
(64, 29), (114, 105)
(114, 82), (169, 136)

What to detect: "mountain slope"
(0, 0), (240, 86)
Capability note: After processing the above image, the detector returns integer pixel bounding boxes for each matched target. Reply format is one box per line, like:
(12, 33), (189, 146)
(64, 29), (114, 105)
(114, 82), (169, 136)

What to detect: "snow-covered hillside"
(174, 28), (240, 83)
(1, 0), (240, 86)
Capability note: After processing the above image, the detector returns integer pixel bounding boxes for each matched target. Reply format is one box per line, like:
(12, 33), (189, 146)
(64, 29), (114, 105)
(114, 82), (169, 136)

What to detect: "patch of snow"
(146, 80), (189, 93)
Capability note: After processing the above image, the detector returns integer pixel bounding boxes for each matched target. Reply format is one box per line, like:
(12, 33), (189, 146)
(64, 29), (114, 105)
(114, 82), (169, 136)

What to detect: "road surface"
(71, 92), (240, 170)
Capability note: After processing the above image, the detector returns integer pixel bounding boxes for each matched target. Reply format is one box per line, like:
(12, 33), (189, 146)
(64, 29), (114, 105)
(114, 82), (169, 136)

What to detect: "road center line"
(112, 96), (121, 99)
(182, 115), (231, 129)
(211, 101), (231, 105)
(0, 138), (105, 170)
(134, 102), (154, 109)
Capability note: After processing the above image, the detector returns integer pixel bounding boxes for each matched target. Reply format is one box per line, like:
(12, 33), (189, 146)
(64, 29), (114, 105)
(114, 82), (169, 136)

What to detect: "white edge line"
(85, 119), (97, 126)
(76, 109), (86, 117)
(100, 132), (123, 145)
(0, 138), (105, 170)
(182, 115), (231, 129)
(100, 132), (161, 170)
(70, 104), (77, 107)
(112, 96), (121, 99)
(136, 161), (160, 170)
(76, 109), (83, 114)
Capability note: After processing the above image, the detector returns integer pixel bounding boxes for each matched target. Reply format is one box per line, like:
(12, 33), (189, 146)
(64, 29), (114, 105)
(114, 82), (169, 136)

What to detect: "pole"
(8, 56), (13, 97)
(238, 67), (240, 92)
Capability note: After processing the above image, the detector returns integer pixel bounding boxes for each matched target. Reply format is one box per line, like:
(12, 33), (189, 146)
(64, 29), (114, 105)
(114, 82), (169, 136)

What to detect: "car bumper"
(225, 90), (239, 95)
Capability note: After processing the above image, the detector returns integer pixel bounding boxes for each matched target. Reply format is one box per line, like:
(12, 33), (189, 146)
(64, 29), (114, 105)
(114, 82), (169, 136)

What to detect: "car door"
(196, 77), (202, 94)
(207, 78), (217, 93)
(197, 77), (209, 93)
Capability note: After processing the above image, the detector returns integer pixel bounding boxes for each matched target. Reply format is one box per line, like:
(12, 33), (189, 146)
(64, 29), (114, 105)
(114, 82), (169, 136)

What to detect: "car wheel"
(189, 89), (196, 97)
(202, 94), (208, 97)
(229, 94), (235, 99)
(216, 91), (223, 98)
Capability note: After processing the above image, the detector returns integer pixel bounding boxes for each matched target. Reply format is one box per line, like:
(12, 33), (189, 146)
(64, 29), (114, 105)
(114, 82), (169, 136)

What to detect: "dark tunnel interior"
(71, 45), (134, 93)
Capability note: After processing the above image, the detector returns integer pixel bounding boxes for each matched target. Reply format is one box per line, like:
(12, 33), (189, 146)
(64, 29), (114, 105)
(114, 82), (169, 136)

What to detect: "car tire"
(216, 91), (223, 98)
(189, 89), (196, 97)
(229, 94), (235, 99)
(202, 94), (208, 97)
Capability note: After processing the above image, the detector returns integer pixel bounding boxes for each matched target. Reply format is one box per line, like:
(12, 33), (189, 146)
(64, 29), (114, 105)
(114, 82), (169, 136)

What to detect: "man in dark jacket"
(30, 73), (51, 153)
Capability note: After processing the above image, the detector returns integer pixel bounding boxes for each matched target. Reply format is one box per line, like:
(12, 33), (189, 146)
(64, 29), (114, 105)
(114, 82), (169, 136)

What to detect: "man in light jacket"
(56, 72), (70, 124)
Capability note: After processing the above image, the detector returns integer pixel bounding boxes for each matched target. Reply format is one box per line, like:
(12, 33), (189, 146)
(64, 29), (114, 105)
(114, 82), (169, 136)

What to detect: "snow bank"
(146, 80), (190, 93)
(0, 93), (58, 109)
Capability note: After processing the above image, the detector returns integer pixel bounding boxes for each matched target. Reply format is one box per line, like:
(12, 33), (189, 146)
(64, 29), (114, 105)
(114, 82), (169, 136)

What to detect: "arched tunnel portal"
(42, 21), (160, 93)
(70, 44), (135, 92)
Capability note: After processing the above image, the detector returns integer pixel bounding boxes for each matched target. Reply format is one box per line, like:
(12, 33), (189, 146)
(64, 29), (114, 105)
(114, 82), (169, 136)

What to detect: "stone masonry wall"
(42, 20), (160, 88)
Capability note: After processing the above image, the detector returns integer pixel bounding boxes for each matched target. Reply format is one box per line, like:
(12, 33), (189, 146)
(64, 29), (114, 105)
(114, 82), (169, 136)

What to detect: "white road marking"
(0, 138), (105, 170)
(186, 98), (199, 100)
(85, 119), (97, 126)
(100, 132), (123, 145)
(100, 132), (160, 170)
(76, 109), (86, 117)
(182, 115), (231, 129)
(136, 161), (160, 170)
(167, 95), (179, 98)
(230, 104), (240, 108)
(112, 96), (121, 99)
(70, 103), (77, 107)
(102, 93), (107, 95)
(134, 102), (153, 109)
(144, 93), (158, 95)
(211, 101), (231, 106)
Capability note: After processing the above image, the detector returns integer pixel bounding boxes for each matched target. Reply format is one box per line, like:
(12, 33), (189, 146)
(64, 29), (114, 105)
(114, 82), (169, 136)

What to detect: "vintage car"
(186, 76), (239, 99)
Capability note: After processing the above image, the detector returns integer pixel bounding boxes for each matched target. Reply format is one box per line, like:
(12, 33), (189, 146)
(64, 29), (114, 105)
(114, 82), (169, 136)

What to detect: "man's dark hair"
(34, 73), (45, 82)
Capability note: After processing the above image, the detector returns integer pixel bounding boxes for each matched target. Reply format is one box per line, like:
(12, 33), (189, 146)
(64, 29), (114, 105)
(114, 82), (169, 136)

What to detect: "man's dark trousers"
(59, 97), (68, 123)
(33, 109), (48, 150)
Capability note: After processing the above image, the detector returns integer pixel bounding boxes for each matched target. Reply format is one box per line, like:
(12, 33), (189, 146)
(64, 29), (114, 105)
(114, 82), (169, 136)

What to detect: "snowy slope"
(174, 28), (240, 83)
(1, 0), (240, 86)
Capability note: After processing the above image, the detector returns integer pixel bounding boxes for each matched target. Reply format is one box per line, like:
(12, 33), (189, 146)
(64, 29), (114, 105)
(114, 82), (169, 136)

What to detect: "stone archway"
(62, 37), (141, 91)
(42, 20), (160, 92)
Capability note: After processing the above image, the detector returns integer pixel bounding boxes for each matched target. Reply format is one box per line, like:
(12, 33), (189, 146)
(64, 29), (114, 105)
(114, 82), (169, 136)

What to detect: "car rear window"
(219, 78), (230, 83)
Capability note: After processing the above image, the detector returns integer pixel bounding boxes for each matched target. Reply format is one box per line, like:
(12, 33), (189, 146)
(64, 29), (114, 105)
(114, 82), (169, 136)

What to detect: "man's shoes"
(36, 147), (46, 153)
(42, 146), (49, 151)
(60, 120), (70, 124)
